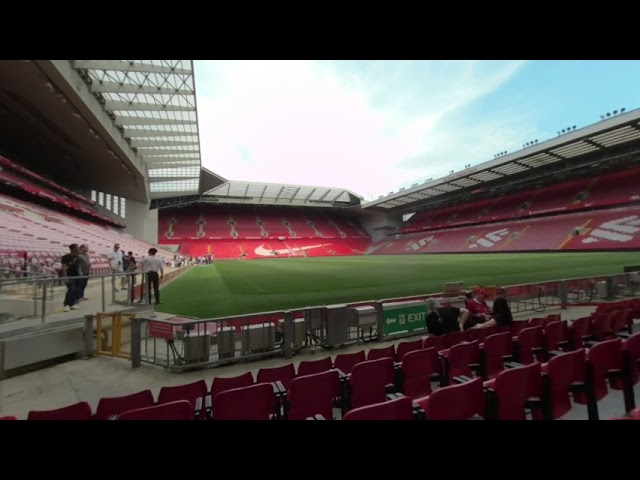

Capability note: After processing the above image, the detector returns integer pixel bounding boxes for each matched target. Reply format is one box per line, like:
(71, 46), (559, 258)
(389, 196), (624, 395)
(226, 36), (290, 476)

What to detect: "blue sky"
(194, 60), (640, 201)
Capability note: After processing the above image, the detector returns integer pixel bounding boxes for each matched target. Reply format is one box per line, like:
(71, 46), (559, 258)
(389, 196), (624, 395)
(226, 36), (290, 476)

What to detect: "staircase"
(306, 219), (323, 237)
(283, 218), (296, 237)
(228, 216), (239, 239)
(256, 216), (269, 238)
(329, 220), (347, 238)
(196, 215), (206, 238)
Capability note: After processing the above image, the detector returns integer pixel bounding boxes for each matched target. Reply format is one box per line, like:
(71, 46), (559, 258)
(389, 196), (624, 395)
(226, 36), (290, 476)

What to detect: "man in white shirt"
(142, 248), (164, 304)
(107, 243), (124, 292)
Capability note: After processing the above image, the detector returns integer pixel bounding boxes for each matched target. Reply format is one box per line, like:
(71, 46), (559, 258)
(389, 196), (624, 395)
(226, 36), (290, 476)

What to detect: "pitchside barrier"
(126, 270), (640, 372)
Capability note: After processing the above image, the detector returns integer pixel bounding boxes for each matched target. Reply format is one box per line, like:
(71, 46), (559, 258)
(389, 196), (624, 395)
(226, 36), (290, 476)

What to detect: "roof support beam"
(149, 175), (199, 182)
(114, 117), (196, 126)
(130, 139), (199, 148)
(74, 60), (191, 75)
(123, 128), (195, 137)
(137, 148), (198, 156)
(290, 187), (301, 203)
(304, 187), (317, 203)
(91, 82), (192, 95)
(105, 101), (193, 111)
(142, 157), (200, 168)
(259, 184), (268, 201)
(274, 186), (285, 201)
(331, 191), (344, 202)
(318, 190), (331, 201)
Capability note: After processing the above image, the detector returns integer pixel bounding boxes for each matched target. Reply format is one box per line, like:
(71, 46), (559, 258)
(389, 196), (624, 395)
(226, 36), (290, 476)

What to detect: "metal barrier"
(130, 310), (299, 372)
(128, 270), (640, 373)
(0, 267), (190, 327)
(95, 311), (134, 360)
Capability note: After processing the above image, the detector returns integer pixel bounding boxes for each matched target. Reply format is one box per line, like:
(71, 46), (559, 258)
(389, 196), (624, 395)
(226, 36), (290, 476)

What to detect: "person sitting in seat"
(472, 296), (513, 329)
(467, 288), (492, 323)
(425, 298), (470, 335)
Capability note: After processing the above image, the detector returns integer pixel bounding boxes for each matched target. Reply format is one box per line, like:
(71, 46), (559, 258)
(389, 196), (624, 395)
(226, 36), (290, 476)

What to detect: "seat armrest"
(453, 375), (473, 384)
(333, 368), (349, 381)
(411, 401), (426, 419)
(506, 361), (524, 368)
(271, 381), (286, 396)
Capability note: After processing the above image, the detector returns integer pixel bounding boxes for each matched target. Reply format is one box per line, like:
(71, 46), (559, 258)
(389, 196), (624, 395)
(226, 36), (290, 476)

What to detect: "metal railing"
(123, 270), (640, 373)
(0, 267), (189, 327)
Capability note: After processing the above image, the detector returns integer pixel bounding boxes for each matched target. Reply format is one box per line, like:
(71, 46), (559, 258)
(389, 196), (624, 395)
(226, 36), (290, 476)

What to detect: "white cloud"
(195, 60), (534, 201)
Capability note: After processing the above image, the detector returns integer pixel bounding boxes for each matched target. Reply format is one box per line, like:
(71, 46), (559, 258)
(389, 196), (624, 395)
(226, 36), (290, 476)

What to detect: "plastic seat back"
(213, 383), (276, 420)
(402, 348), (439, 398)
(211, 372), (254, 398)
(287, 370), (340, 420)
(343, 396), (415, 420)
(28, 401), (93, 421)
(95, 390), (154, 420)
(118, 400), (193, 420)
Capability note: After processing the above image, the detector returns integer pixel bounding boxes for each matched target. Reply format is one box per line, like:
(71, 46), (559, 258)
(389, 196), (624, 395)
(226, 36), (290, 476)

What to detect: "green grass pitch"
(154, 252), (640, 319)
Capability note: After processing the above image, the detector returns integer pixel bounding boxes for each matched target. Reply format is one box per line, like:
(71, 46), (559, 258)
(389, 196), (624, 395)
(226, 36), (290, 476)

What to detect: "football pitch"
(155, 252), (640, 319)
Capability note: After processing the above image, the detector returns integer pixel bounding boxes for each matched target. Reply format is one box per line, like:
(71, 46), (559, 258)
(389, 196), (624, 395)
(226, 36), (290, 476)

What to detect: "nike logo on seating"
(254, 244), (328, 256)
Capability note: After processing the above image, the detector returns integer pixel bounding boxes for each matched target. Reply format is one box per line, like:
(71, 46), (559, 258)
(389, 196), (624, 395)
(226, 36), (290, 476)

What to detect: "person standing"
(142, 248), (164, 304)
(61, 244), (81, 312)
(107, 243), (123, 292)
(125, 251), (137, 302)
(77, 244), (91, 301)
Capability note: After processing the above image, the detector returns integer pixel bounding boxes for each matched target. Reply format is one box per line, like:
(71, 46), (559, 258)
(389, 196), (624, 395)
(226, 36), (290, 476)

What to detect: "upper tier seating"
(0, 193), (172, 273)
(402, 167), (640, 233)
(370, 205), (640, 255)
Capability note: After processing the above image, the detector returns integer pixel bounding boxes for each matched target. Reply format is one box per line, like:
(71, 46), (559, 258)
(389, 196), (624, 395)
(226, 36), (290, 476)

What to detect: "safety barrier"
(94, 311), (135, 360)
(128, 270), (640, 373)
(0, 267), (191, 328)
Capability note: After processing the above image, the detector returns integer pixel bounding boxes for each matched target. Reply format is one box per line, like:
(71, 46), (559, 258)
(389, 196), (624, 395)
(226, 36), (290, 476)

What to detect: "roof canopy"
(71, 60), (202, 198)
(203, 180), (363, 207)
(363, 108), (640, 211)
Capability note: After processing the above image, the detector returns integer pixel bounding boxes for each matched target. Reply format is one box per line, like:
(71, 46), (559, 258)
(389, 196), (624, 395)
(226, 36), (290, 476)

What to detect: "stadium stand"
(0, 192), (172, 274)
(158, 205), (371, 259)
(370, 204), (640, 255)
(401, 167), (640, 234)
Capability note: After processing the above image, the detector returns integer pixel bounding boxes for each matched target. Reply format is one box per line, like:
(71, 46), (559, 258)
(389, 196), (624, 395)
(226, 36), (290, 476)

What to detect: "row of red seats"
(7, 306), (638, 420)
(314, 329), (640, 420)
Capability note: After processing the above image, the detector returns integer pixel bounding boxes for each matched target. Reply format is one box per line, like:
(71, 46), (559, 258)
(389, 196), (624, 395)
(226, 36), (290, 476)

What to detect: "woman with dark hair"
(472, 296), (513, 329)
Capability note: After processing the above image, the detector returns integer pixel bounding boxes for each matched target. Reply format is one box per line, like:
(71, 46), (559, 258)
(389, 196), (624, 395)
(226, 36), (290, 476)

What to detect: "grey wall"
(358, 211), (404, 242)
(124, 199), (158, 245)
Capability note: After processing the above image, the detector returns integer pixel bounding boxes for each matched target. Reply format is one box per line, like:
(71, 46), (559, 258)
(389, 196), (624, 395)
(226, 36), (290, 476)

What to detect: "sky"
(194, 60), (640, 202)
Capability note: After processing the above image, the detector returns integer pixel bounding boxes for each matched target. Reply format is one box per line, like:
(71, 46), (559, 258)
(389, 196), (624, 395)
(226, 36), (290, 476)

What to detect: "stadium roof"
(363, 107), (640, 212)
(70, 60), (202, 199)
(203, 181), (363, 207)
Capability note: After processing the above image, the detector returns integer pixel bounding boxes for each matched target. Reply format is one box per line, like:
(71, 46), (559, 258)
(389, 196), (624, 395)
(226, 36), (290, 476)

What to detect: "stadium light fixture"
(621, 107), (626, 113)
(613, 110), (618, 115)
